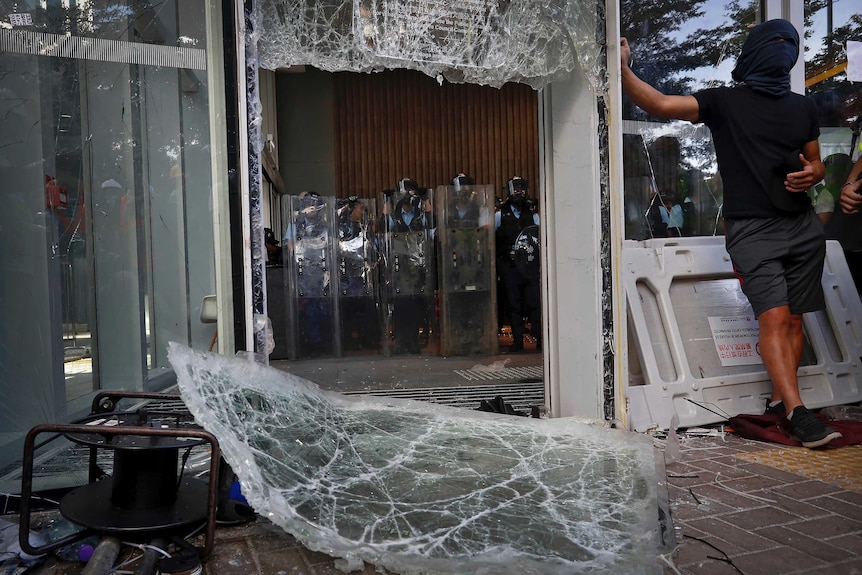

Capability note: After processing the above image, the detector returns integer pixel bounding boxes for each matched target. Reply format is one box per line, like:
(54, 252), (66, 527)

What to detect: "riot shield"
(335, 197), (381, 354)
(378, 188), (437, 355)
(283, 194), (338, 359)
(435, 184), (498, 356)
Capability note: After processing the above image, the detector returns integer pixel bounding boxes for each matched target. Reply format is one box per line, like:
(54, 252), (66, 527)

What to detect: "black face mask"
(510, 195), (527, 210)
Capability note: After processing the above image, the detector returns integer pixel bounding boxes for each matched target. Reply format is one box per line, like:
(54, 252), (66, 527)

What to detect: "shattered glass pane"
(253, 0), (606, 91)
(169, 343), (661, 574)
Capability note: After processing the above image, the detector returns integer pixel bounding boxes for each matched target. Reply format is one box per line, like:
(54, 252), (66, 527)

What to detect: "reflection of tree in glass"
(621, 0), (760, 122)
(804, 1), (861, 80)
(803, 2), (861, 128)
(620, 0), (766, 238)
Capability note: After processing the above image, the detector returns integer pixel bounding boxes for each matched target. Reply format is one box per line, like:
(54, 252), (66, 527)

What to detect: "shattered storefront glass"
(254, 0), (606, 91)
(169, 343), (661, 574)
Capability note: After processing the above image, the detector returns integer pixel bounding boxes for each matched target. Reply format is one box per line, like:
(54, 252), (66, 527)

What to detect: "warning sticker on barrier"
(707, 315), (762, 367)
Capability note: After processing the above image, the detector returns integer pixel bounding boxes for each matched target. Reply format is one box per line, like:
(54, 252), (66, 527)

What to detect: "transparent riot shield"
(378, 188), (437, 355)
(435, 184), (498, 356)
(335, 197), (381, 355)
(282, 194), (338, 359)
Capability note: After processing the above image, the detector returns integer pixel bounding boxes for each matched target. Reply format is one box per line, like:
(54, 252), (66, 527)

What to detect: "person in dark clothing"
(447, 173), (490, 228)
(495, 176), (541, 353)
(336, 195), (379, 351)
(381, 178), (434, 232)
(621, 19), (839, 448)
(380, 179), (435, 354)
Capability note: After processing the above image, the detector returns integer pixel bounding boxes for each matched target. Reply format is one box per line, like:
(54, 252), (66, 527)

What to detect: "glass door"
(0, 0), (228, 471)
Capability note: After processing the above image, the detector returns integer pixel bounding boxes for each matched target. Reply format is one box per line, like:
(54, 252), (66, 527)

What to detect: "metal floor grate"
(453, 366), (543, 382)
(344, 380), (545, 412)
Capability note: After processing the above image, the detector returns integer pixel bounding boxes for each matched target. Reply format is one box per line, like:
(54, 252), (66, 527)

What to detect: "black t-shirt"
(694, 86), (820, 218)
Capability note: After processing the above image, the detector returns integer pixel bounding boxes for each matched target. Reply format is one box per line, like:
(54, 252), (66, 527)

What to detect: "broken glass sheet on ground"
(168, 343), (661, 574)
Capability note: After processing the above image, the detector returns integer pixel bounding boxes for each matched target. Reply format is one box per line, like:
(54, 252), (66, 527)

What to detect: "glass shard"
(169, 343), (660, 574)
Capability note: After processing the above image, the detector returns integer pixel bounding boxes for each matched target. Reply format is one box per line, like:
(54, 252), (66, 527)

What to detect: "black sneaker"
(764, 399), (786, 416)
(788, 406), (842, 448)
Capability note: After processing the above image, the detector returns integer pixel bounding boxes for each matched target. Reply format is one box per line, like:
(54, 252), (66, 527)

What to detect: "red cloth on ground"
(728, 412), (862, 447)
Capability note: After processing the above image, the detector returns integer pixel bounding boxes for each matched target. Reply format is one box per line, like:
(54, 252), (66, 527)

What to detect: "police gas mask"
(454, 188), (473, 207)
(509, 193), (528, 210)
(506, 177), (529, 210)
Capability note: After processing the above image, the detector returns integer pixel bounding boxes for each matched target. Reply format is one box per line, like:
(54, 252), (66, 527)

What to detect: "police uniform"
(495, 177), (541, 352)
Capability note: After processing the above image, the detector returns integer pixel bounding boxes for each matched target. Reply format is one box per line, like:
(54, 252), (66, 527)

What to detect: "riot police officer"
(447, 173), (490, 228)
(379, 179), (435, 354)
(283, 191), (335, 358)
(336, 195), (379, 352)
(436, 174), (497, 356)
(495, 176), (541, 352)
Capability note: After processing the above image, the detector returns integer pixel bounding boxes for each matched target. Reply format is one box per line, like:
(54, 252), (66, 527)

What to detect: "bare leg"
(758, 306), (804, 412)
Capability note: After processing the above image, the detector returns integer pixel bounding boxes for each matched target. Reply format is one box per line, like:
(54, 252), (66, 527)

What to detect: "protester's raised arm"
(620, 38), (700, 123)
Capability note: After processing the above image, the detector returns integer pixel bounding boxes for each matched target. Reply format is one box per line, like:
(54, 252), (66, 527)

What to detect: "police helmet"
(452, 173), (475, 190)
(398, 178), (420, 195)
(507, 177), (528, 196)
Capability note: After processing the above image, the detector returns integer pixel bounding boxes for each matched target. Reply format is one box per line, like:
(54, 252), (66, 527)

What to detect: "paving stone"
(753, 525), (854, 563)
(799, 558), (862, 575)
(785, 514), (862, 540)
(829, 489), (862, 508)
(684, 517), (779, 554)
(805, 495), (862, 522)
(825, 533), (862, 555)
(720, 505), (799, 531)
(735, 460), (812, 483)
(683, 483), (769, 512)
(771, 479), (846, 499)
(731, 546), (826, 575)
(681, 458), (753, 480)
(761, 491), (835, 519)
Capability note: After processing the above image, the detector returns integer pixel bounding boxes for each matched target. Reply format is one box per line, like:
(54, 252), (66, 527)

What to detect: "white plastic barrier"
(624, 236), (862, 432)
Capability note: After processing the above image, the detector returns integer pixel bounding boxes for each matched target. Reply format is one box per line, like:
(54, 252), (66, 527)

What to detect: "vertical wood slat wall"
(333, 69), (539, 201)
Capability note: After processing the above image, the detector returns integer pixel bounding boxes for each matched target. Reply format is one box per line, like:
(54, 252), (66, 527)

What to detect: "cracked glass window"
(169, 343), (661, 574)
(253, 0), (606, 91)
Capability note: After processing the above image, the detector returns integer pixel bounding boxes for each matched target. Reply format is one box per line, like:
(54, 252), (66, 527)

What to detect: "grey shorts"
(724, 210), (825, 317)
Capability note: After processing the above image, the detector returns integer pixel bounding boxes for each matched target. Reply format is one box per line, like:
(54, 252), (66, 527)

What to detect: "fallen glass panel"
(169, 343), (661, 574)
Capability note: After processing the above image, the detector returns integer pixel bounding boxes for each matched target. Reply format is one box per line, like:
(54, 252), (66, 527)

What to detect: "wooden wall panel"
(333, 69), (539, 202)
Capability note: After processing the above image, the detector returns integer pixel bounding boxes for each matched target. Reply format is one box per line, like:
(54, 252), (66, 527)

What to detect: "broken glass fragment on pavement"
(168, 343), (661, 574)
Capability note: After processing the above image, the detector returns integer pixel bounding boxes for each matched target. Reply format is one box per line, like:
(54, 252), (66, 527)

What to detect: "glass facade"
(620, 0), (861, 245)
(0, 0), (228, 469)
(620, 0), (763, 241)
(804, 0), (862, 294)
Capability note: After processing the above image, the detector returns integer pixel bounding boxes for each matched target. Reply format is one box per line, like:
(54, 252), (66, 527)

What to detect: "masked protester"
(620, 19), (838, 448)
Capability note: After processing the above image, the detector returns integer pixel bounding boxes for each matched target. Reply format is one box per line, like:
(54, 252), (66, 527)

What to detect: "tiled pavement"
(20, 430), (862, 575)
(663, 433), (862, 575)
